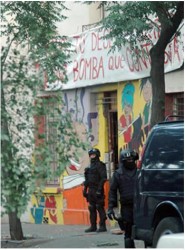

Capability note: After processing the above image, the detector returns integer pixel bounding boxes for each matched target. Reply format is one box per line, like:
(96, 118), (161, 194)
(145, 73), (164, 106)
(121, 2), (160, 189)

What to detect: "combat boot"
(124, 238), (135, 248)
(85, 226), (97, 233)
(96, 222), (107, 232)
(96, 226), (107, 232)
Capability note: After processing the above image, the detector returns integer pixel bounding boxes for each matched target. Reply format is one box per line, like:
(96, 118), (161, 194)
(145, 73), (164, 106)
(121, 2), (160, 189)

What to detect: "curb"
(1, 238), (52, 248)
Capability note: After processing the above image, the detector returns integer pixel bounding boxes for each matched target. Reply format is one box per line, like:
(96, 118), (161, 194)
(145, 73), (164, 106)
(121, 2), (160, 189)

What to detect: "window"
(35, 95), (60, 186)
(144, 127), (184, 168)
(173, 93), (184, 116)
(45, 97), (60, 185)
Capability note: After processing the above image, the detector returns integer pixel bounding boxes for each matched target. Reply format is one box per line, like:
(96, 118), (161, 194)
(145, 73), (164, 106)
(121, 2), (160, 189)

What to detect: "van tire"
(152, 217), (183, 248)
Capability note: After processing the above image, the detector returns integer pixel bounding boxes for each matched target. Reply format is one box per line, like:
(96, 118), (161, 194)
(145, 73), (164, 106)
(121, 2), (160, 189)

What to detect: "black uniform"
(83, 148), (107, 233)
(107, 149), (138, 248)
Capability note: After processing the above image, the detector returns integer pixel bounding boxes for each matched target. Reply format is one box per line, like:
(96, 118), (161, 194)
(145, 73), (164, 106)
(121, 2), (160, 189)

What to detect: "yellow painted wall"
(30, 78), (152, 225)
(30, 188), (64, 224)
(92, 83), (118, 156)
(92, 79), (152, 228)
(117, 79), (152, 154)
(94, 79), (150, 156)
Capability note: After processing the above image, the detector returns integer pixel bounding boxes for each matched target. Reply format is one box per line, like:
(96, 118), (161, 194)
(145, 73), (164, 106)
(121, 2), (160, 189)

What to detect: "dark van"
(132, 118), (184, 247)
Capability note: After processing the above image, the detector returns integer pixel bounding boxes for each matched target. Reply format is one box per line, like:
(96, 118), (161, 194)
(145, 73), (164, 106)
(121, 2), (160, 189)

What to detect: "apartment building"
(29, 2), (184, 225)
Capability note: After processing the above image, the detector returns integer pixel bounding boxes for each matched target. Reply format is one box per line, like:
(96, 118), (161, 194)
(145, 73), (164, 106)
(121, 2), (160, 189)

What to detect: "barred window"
(45, 96), (60, 186)
(173, 93), (184, 117)
(35, 96), (60, 186)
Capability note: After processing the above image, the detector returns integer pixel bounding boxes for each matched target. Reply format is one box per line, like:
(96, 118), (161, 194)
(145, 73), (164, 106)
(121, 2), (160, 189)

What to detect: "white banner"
(46, 24), (184, 91)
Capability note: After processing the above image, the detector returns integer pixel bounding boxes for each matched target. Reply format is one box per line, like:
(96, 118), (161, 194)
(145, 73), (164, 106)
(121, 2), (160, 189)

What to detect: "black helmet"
(120, 149), (139, 162)
(88, 148), (101, 157)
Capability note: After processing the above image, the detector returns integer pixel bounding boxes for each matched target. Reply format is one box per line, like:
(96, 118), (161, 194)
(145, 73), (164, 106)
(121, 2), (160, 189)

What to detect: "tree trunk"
(1, 87), (24, 241)
(150, 1), (184, 128)
(8, 212), (24, 240)
(150, 44), (165, 127)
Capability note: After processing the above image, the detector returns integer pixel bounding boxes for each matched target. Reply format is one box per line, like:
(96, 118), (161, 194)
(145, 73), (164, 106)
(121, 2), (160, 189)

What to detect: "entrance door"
(108, 111), (118, 172)
(103, 91), (118, 176)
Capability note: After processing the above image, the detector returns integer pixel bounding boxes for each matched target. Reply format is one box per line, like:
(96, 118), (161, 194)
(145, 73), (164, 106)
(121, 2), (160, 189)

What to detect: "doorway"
(108, 111), (118, 170)
(103, 91), (118, 175)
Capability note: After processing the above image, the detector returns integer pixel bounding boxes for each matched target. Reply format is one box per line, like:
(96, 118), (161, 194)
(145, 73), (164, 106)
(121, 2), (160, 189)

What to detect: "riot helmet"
(88, 148), (100, 163)
(120, 149), (138, 170)
(88, 148), (101, 157)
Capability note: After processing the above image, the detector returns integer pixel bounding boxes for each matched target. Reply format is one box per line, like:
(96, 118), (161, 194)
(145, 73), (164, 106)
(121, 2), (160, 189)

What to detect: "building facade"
(30, 3), (184, 225)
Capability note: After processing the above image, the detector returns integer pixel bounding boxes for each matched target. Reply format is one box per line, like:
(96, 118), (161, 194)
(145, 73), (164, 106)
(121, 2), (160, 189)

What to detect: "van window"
(143, 127), (184, 168)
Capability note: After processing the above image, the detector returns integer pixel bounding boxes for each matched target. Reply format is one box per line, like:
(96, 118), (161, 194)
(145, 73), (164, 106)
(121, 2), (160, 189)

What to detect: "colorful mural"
(60, 87), (110, 225)
(118, 82), (135, 150)
(30, 78), (152, 225)
(140, 77), (152, 138)
(31, 196), (45, 224)
(61, 78), (152, 225)
(30, 192), (63, 224)
(63, 88), (98, 175)
(118, 78), (152, 154)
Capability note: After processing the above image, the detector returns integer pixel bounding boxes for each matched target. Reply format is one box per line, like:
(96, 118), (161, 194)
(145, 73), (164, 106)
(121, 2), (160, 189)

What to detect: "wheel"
(152, 217), (183, 248)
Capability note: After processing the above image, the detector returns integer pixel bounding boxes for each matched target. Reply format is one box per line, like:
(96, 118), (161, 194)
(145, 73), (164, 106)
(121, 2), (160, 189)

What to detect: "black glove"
(83, 189), (88, 198)
(96, 190), (102, 198)
(107, 208), (115, 220)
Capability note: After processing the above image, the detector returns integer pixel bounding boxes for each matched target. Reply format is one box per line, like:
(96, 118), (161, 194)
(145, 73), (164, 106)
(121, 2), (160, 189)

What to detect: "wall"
(3, 2), (104, 224)
(30, 76), (153, 225)
(95, 79), (152, 155)
(30, 188), (63, 224)
(62, 78), (152, 225)
(117, 80), (152, 152)
(29, 5), (183, 224)
(165, 70), (184, 93)
(57, 2), (102, 36)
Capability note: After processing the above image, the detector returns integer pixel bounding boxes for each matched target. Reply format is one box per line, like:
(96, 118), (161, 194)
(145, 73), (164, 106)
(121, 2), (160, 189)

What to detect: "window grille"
(44, 96), (60, 186)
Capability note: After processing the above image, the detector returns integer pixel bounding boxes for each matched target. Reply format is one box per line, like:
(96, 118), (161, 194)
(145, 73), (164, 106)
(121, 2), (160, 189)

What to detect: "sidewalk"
(1, 223), (145, 248)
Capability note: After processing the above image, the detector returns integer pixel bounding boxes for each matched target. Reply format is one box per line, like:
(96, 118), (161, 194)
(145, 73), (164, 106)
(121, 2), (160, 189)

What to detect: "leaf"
(1, 2), (90, 228)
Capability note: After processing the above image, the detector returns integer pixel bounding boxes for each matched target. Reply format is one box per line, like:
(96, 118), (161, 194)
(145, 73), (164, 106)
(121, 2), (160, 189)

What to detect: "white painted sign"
(46, 24), (184, 91)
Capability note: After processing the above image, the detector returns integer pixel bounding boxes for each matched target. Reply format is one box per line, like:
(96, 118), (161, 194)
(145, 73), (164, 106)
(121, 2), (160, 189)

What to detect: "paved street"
(1, 223), (145, 248)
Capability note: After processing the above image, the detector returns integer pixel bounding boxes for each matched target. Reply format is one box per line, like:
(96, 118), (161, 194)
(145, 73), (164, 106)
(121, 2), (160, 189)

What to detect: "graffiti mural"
(118, 78), (152, 154)
(30, 194), (63, 224)
(140, 77), (152, 138)
(30, 78), (153, 225)
(31, 196), (45, 224)
(61, 89), (100, 225)
(44, 196), (57, 224)
(61, 88), (99, 225)
(63, 88), (98, 176)
(118, 82), (135, 150)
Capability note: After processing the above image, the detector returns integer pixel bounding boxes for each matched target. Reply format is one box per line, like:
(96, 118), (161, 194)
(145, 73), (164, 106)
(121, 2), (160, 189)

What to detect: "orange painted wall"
(63, 181), (110, 225)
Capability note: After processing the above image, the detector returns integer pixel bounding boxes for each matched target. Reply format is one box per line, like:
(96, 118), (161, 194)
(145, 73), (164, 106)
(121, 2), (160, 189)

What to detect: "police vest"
(115, 167), (137, 205)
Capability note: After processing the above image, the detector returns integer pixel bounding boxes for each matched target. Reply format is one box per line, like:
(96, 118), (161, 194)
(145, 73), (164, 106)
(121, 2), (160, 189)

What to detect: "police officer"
(107, 149), (138, 248)
(83, 148), (107, 233)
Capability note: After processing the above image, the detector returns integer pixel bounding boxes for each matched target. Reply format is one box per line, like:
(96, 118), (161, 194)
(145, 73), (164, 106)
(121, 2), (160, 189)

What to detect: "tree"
(1, 2), (88, 240)
(98, 1), (184, 126)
